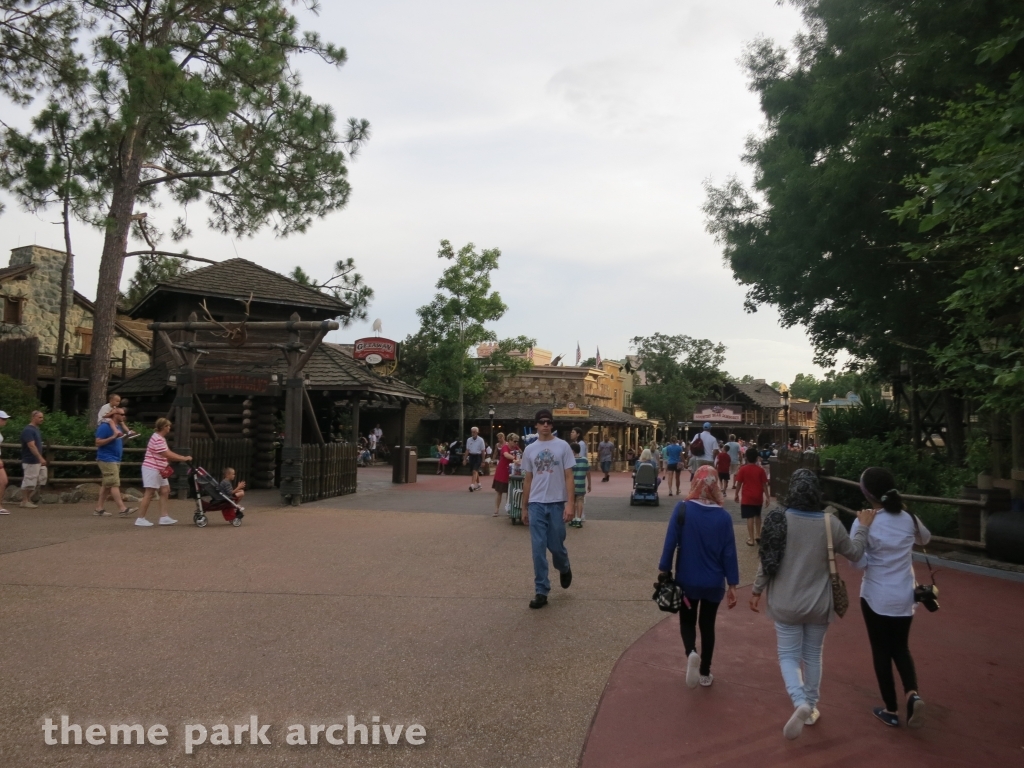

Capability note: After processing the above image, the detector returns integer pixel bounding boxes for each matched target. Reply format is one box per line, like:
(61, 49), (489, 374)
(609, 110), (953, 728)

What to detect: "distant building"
(819, 391), (862, 409)
(0, 245), (152, 411)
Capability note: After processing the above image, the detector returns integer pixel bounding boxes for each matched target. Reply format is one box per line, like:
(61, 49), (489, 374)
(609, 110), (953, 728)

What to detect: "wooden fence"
(0, 337), (38, 387)
(189, 438), (252, 485)
(301, 442), (357, 502)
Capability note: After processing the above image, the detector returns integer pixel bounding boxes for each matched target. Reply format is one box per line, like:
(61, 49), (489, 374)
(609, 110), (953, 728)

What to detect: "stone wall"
(3, 245), (149, 368)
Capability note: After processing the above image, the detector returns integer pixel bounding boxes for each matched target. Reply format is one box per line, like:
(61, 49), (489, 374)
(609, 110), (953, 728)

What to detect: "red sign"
(199, 374), (274, 394)
(353, 337), (397, 362)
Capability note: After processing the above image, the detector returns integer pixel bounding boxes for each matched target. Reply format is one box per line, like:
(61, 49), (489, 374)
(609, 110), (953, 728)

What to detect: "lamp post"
(488, 404), (496, 452)
(779, 384), (790, 451)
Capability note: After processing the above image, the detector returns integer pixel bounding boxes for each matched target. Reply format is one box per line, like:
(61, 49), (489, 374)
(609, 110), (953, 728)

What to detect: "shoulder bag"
(824, 512), (849, 618)
(652, 506), (686, 613)
(910, 514), (940, 612)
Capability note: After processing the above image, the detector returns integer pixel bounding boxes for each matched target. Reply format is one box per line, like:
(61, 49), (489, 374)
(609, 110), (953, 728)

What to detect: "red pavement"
(579, 559), (1024, 768)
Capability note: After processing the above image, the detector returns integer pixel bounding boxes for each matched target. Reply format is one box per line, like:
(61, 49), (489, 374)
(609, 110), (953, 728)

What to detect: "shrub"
(0, 373), (40, 421)
(819, 435), (971, 536)
(818, 391), (905, 445)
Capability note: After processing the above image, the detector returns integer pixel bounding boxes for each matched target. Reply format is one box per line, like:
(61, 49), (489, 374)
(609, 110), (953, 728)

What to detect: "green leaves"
(630, 334), (726, 433)
(288, 258), (374, 326)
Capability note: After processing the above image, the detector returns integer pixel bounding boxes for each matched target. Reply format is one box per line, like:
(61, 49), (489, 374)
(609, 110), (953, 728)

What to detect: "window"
(77, 327), (93, 355)
(3, 296), (23, 325)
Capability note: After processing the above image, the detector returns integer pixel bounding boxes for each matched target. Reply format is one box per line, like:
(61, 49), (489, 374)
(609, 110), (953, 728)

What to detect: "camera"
(914, 583), (939, 612)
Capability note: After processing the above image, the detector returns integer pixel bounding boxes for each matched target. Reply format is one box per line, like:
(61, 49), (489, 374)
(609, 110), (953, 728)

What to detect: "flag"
(576, 342), (581, 366)
(595, 347), (602, 368)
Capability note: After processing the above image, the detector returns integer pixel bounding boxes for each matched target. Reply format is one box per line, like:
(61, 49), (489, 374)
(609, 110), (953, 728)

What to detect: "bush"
(0, 373), (40, 421)
(819, 435), (971, 536)
(818, 391), (905, 445)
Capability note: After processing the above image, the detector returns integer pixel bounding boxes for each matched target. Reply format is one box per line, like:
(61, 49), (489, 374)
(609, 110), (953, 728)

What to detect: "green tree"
(630, 334), (727, 436)
(415, 240), (531, 439)
(289, 258), (373, 326)
(893, 20), (1024, 413)
(702, 0), (1022, 464)
(120, 254), (192, 310)
(0, 1), (371, 420)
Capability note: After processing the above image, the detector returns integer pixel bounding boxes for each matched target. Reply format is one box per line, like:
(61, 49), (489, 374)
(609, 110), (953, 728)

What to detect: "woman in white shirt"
(851, 467), (931, 730)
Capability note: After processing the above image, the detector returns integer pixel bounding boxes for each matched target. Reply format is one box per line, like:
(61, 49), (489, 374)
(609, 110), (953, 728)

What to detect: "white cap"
(0, 411), (9, 419)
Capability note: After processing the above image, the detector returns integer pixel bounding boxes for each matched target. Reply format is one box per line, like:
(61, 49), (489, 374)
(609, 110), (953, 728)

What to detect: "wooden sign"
(553, 408), (590, 418)
(198, 374), (276, 395)
(353, 337), (397, 364)
(693, 403), (743, 423)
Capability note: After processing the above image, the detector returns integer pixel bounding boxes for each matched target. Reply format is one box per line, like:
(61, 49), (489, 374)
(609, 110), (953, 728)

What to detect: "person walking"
(852, 467), (931, 729)
(465, 426), (486, 491)
(734, 447), (770, 546)
(569, 441), (590, 527)
(492, 433), (511, 517)
(521, 409), (575, 609)
(658, 465), (739, 688)
(0, 409), (10, 514)
(597, 436), (616, 482)
(750, 468), (875, 740)
(724, 434), (742, 488)
(92, 407), (137, 517)
(135, 418), (192, 527)
(569, 427), (588, 462)
(19, 410), (47, 508)
(663, 438), (683, 496)
(714, 446), (731, 492)
(690, 422), (716, 467)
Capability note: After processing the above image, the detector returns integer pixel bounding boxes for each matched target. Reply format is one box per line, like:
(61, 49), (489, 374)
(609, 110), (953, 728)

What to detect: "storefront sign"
(198, 374), (275, 394)
(553, 408), (590, 418)
(353, 337), (397, 362)
(693, 403), (743, 422)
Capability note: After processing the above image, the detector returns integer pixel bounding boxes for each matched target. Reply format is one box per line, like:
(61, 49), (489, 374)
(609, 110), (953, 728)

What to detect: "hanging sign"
(198, 373), (276, 395)
(353, 337), (398, 362)
(693, 403), (743, 422)
(553, 408), (590, 418)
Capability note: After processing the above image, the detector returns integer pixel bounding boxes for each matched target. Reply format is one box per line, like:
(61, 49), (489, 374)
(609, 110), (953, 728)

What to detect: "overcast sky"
(0, 0), (837, 384)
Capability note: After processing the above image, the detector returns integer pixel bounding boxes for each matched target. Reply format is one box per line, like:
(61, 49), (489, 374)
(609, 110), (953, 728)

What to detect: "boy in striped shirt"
(570, 442), (591, 528)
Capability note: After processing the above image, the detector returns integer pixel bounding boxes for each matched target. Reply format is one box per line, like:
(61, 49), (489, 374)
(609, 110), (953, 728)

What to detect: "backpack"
(758, 507), (788, 578)
(691, 435), (705, 457)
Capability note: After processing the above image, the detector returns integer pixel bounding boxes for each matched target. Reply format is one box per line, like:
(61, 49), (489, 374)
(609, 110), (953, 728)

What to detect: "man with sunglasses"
(521, 409), (576, 609)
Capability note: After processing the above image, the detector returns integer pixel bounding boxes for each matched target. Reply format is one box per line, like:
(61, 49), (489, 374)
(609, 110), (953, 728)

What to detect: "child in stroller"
(190, 464), (245, 528)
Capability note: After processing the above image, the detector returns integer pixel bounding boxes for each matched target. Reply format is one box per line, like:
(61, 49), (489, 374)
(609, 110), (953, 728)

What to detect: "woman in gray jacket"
(749, 469), (876, 740)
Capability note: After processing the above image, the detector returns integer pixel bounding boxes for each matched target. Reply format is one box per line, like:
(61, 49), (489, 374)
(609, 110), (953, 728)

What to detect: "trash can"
(392, 446), (417, 484)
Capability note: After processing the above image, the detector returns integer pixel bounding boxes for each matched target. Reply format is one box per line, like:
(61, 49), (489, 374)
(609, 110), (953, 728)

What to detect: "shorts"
(718, 472), (730, 482)
(492, 479), (509, 493)
(741, 504), (763, 519)
(97, 461), (121, 487)
(600, 460), (612, 473)
(142, 466), (170, 490)
(667, 463), (680, 473)
(467, 453), (482, 471)
(21, 463), (48, 488)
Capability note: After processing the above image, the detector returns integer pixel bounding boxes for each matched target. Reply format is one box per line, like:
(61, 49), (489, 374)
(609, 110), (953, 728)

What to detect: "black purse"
(652, 507), (686, 613)
(911, 514), (939, 612)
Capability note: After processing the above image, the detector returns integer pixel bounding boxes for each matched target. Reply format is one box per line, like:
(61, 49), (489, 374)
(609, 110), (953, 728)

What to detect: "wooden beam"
(302, 389), (325, 445)
(157, 330), (186, 368)
(193, 394), (219, 440)
(149, 320), (339, 332)
(289, 324), (330, 377)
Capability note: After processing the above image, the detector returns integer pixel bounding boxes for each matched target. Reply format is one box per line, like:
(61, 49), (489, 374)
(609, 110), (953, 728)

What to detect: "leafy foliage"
(290, 259), (373, 325)
(817, 391), (904, 446)
(120, 254), (191, 309)
(820, 436), (971, 536)
(0, 373), (41, 420)
(787, 370), (870, 404)
(631, 334), (727, 433)
(892, 19), (1024, 413)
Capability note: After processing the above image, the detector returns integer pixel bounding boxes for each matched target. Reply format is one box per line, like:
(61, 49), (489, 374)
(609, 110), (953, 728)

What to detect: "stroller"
(188, 465), (245, 528)
(630, 462), (660, 506)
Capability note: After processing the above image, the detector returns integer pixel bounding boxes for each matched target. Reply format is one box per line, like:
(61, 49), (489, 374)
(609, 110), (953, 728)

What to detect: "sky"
(0, 0), (840, 384)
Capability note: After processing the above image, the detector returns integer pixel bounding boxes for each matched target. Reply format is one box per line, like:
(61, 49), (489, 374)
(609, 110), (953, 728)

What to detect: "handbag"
(910, 514), (940, 612)
(824, 512), (849, 618)
(652, 506), (687, 613)
(159, 464), (175, 479)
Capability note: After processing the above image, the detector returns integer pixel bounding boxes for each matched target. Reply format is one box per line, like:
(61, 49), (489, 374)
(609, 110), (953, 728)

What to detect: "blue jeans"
(528, 502), (570, 595)
(774, 621), (828, 709)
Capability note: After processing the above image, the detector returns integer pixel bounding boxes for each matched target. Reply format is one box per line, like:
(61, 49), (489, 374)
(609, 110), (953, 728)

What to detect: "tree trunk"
(941, 389), (966, 467)
(54, 188), (73, 414)
(88, 156), (142, 420)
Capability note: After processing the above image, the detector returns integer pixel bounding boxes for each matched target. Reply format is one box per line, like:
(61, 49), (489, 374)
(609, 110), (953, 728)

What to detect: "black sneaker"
(560, 568), (573, 589)
(872, 707), (899, 727)
(529, 594), (548, 609)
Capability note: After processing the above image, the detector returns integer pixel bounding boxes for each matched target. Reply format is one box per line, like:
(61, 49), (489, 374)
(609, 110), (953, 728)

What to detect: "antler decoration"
(198, 292), (252, 346)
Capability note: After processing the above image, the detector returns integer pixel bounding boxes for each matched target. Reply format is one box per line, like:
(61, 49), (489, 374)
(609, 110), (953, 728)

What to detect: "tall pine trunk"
(54, 184), (73, 414)
(88, 149), (142, 420)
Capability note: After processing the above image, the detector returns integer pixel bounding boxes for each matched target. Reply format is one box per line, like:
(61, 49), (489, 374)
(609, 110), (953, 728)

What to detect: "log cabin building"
(116, 258), (424, 497)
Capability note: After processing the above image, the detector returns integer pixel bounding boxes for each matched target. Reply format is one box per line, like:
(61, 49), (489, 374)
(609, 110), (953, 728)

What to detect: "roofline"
(73, 291), (152, 350)
(0, 263), (37, 283)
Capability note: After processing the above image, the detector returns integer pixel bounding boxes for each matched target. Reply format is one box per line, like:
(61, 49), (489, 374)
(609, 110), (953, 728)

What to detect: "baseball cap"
(0, 410), (10, 419)
(703, 422), (712, 429)
(535, 408), (554, 423)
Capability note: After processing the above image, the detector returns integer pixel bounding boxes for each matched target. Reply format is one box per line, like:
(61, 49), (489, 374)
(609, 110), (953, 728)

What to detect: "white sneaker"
(805, 707), (820, 725)
(784, 705), (813, 740)
(135, 518), (154, 527)
(158, 516), (178, 525)
(685, 651), (700, 689)
(699, 674), (714, 687)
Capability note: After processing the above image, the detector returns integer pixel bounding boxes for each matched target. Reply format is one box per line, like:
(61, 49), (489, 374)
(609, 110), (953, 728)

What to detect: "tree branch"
(138, 165), (240, 188)
(124, 250), (219, 265)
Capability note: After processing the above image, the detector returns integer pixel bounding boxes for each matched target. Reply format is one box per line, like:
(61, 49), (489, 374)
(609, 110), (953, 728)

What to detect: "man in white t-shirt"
(465, 426), (486, 491)
(690, 422), (717, 467)
(521, 409), (576, 609)
(368, 431), (378, 462)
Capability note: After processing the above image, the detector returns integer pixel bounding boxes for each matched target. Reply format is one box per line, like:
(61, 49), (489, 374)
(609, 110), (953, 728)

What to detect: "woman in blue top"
(658, 465), (739, 688)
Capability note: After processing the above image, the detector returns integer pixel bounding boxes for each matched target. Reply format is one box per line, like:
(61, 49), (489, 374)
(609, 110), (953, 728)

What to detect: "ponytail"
(860, 467), (904, 513)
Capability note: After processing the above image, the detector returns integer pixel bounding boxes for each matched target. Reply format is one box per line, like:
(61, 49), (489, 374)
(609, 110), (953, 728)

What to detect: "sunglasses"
(537, 419), (553, 426)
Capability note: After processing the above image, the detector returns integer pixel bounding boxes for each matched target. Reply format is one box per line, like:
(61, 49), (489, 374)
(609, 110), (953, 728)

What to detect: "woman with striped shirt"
(135, 418), (192, 527)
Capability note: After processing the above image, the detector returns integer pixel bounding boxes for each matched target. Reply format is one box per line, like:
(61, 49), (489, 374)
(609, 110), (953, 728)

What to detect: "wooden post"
(393, 401), (408, 484)
(351, 399), (360, 444)
(280, 313), (304, 506)
(302, 389), (325, 445)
